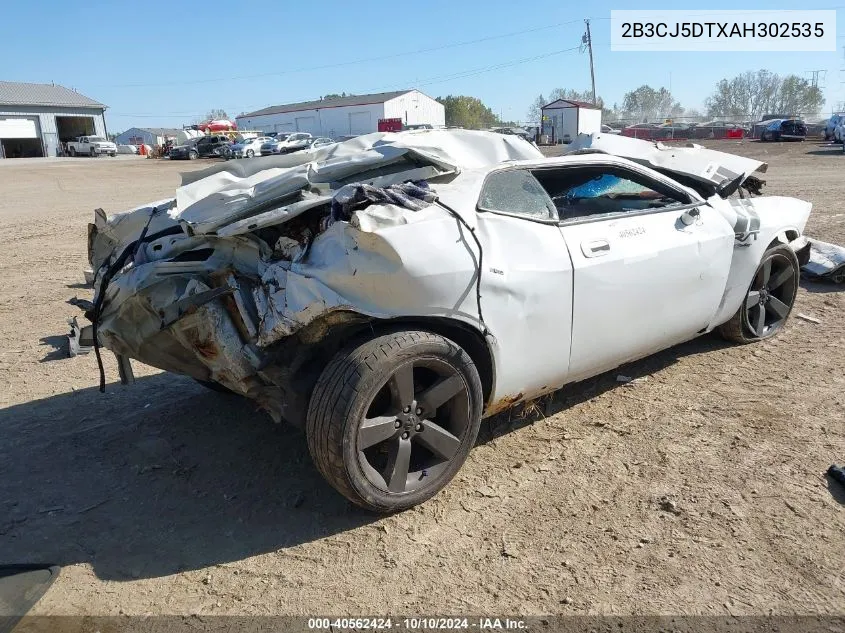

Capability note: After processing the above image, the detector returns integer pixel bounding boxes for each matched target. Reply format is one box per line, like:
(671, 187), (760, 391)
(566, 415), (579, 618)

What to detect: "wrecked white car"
(76, 130), (811, 512)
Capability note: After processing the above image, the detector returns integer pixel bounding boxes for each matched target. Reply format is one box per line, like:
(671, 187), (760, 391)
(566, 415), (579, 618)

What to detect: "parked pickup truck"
(66, 136), (117, 157)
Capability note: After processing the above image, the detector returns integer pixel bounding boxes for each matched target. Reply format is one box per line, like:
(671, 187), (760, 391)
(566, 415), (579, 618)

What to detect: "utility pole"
(807, 69), (826, 89)
(583, 19), (596, 104)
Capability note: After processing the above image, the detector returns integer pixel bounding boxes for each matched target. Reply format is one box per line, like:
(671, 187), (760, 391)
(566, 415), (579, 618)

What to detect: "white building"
(236, 90), (445, 139)
(540, 99), (602, 144)
(0, 81), (108, 158)
(115, 127), (181, 147)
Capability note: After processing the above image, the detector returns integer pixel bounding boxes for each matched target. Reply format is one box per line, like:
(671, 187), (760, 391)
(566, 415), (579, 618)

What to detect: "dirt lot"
(1, 142), (843, 617)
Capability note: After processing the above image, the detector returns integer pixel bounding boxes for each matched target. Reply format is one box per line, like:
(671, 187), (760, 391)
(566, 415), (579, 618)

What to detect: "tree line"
(526, 69), (823, 125)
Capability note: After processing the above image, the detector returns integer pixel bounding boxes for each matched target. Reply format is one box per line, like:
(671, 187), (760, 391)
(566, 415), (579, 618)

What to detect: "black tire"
(188, 150), (198, 160)
(759, 131), (767, 142)
(193, 378), (236, 394)
(772, 131), (781, 142)
(110, 152), (116, 157)
(68, 147), (76, 157)
(306, 330), (483, 513)
(718, 244), (799, 343)
(246, 149), (254, 158)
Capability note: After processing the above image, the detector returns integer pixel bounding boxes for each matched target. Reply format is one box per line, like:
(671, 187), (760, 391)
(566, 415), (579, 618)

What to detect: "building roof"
(240, 90), (416, 118)
(0, 81), (106, 109)
(541, 99), (601, 110)
(128, 127), (182, 136)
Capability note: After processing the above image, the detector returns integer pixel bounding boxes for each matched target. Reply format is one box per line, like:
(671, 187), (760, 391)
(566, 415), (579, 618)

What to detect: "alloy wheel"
(356, 358), (471, 494)
(743, 252), (798, 338)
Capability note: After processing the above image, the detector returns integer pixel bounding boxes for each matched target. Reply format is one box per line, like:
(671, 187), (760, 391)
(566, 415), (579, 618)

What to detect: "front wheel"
(246, 149), (254, 158)
(90, 148), (96, 157)
(718, 244), (799, 343)
(306, 330), (483, 513)
(188, 150), (197, 160)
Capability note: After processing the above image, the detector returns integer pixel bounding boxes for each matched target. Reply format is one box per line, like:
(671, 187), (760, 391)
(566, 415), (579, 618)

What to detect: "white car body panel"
(561, 203), (734, 382)
(80, 130), (812, 421)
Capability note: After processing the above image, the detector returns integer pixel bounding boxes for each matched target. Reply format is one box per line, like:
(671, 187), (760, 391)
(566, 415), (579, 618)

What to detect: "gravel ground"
(0, 142), (843, 617)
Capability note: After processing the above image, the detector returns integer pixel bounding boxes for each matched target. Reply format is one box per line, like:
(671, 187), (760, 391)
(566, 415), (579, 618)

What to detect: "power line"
(110, 45), (587, 119)
(93, 18), (596, 90)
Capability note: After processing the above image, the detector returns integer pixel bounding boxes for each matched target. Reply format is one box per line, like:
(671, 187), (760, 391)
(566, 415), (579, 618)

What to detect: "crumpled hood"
(88, 130), (542, 270)
(170, 129), (542, 234)
(569, 132), (767, 191)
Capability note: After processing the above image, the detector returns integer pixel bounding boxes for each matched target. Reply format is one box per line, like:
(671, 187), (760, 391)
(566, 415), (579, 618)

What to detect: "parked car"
(66, 135), (117, 157)
(759, 119), (807, 142)
(226, 136), (274, 159)
(600, 124), (621, 135)
(79, 130), (811, 512)
(259, 134), (291, 156)
(622, 123), (659, 139)
(823, 113), (845, 140)
(169, 135), (231, 160)
(307, 137), (335, 149)
(833, 119), (845, 143)
(278, 132), (313, 153)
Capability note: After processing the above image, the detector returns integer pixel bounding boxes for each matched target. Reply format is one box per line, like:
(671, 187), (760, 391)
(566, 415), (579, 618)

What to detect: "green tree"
(436, 95), (500, 129)
(622, 86), (679, 121)
(705, 70), (823, 119)
(526, 94), (546, 124)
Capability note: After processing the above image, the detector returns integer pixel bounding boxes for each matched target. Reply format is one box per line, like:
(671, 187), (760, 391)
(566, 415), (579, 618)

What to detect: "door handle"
(581, 239), (610, 257)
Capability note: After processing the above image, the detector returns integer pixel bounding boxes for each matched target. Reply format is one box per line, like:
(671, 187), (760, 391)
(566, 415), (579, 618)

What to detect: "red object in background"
(725, 128), (744, 139)
(378, 118), (403, 132)
(197, 119), (237, 132)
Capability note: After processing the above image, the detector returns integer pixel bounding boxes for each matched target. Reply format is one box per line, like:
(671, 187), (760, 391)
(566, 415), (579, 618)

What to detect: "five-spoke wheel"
(719, 244), (799, 343)
(306, 330), (482, 513)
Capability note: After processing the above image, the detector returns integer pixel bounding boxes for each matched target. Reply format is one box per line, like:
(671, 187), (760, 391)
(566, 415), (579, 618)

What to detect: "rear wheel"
(188, 150), (198, 160)
(68, 147), (76, 157)
(718, 244), (799, 343)
(306, 330), (483, 513)
(759, 131), (768, 142)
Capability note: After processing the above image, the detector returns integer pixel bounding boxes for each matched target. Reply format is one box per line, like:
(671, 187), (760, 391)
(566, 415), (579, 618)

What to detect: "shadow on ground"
(481, 331), (732, 442)
(38, 335), (68, 362)
(801, 278), (844, 294)
(0, 374), (372, 581)
(0, 331), (731, 582)
(805, 148), (845, 156)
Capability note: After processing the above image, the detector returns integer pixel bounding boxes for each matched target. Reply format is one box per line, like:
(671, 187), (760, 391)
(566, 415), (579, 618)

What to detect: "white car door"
(473, 168), (575, 403)
(534, 160), (735, 382)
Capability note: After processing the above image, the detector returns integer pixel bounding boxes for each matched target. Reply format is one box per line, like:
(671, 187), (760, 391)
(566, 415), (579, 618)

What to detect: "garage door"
(348, 111), (371, 135)
(0, 118), (37, 139)
(295, 116), (316, 133)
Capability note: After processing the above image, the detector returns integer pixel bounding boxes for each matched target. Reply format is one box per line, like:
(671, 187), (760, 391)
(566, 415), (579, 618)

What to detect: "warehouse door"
(348, 111), (371, 135)
(0, 117), (44, 158)
(295, 116), (316, 133)
(55, 116), (95, 142)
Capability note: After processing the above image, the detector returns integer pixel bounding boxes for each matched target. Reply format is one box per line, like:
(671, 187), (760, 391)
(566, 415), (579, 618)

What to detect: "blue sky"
(4, 0), (844, 130)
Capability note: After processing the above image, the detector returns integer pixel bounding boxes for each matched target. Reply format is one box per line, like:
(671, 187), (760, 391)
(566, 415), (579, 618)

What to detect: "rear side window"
(478, 170), (555, 220)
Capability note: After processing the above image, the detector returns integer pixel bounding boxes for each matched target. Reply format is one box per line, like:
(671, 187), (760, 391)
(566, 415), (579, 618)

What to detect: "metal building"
(0, 81), (108, 158)
(115, 127), (181, 148)
(236, 90), (445, 139)
(540, 99), (602, 144)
